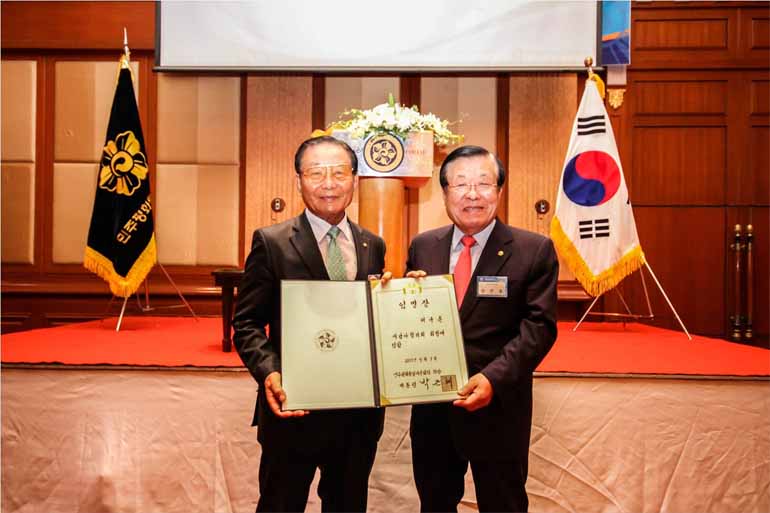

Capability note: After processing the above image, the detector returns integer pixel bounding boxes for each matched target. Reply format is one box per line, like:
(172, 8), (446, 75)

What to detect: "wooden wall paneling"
(624, 207), (726, 337)
(1, 59), (37, 162)
(508, 73), (577, 280)
(1, 1), (156, 50)
(38, 57), (56, 273)
(34, 57), (49, 273)
(312, 75), (325, 135)
(239, 76), (248, 265)
(725, 71), (770, 205)
(632, 5), (736, 69)
(1, 57), (38, 267)
(746, 71), (769, 206)
(140, 54), (158, 221)
(244, 76), (313, 256)
(0, 313), (33, 335)
(630, 74), (728, 206)
(154, 73), (241, 269)
(724, 71), (749, 207)
(635, 80), (727, 116)
(747, 122), (770, 206)
(739, 5), (770, 61)
(496, 75), (510, 223)
(726, 70), (769, 206)
(632, 3), (769, 70)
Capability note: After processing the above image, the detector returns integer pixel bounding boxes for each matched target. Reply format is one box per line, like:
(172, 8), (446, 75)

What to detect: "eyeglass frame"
(445, 182), (499, 195)
(300, 163), (356, 184)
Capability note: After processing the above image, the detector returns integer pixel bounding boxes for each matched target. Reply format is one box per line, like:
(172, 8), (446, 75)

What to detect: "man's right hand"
(264, 371), (309, 418)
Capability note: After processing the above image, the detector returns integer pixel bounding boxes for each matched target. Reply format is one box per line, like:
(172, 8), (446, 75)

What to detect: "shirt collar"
(305, 208), (353, 243)
(451, 219), (496, 251)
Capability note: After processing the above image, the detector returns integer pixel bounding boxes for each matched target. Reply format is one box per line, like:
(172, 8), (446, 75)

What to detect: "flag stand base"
(101, 263), (198, 332)
(573, 261), (692, 340)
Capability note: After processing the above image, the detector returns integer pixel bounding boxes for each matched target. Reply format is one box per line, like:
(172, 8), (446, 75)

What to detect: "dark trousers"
(255, 432), (378, 513)
(411, 408), (529, 512)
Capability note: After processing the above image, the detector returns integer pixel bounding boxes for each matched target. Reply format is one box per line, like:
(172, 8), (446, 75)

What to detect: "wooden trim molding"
(1, 1), (156, 50)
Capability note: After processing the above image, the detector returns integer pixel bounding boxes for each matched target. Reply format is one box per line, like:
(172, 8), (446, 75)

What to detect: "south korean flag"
(550, 77), (645, 297)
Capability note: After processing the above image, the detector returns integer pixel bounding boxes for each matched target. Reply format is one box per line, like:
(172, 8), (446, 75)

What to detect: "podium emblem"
(314, 329), (338, 351)
(363, 133), (404, 173)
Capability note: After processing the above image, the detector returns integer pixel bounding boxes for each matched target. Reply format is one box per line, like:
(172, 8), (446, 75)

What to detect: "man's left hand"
(453, 373), (494, 411)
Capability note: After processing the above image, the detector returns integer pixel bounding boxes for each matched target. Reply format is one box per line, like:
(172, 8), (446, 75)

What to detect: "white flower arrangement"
(326, 94), (463, 146)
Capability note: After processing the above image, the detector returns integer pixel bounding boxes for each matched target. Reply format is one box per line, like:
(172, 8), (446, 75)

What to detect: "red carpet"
(1, 317), (768, 376)
(1, 317), (241, 368)
(539, 322), (770, 376)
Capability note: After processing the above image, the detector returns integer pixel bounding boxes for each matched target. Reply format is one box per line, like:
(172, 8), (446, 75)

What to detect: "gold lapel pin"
(362, 242), (368, 248)
(497, 250), (504, 256)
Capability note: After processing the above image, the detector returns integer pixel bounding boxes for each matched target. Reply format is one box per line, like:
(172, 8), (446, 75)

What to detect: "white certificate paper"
(280, 276), (468, 410)
(370, 275), (468, 406)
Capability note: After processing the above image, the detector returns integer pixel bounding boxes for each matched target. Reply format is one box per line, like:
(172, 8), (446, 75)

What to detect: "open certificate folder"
(280, 276), (469, 411)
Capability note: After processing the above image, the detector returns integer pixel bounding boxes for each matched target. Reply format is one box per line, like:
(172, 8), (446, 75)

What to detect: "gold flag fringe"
(83, 235), (157, 298)
(550, 217), (645, 297)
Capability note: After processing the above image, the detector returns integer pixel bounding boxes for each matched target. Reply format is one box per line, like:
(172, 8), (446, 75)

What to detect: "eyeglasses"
(446, 182), (497, 195)
(301, 164), (354, 184)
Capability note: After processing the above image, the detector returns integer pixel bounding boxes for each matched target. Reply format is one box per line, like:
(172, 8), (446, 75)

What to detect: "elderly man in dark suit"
(406, 145), (559, 512)
(233, 136), (386, 512)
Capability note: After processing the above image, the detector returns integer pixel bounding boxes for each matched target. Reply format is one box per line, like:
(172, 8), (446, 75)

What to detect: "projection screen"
(157, 1), (598, 71)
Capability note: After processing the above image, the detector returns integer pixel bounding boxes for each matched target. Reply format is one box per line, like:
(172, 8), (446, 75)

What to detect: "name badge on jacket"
(477, 276), (507, 298)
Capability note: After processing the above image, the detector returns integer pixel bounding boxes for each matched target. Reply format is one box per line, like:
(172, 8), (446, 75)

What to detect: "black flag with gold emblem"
(84, 58), (156, 298)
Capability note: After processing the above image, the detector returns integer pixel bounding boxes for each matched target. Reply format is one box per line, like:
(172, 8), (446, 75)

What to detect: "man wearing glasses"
(233, 136), (386, 512)
(406, 145), (559, 512)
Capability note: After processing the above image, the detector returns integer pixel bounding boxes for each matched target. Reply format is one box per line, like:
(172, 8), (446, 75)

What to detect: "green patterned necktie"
(326, 226), (348, 281)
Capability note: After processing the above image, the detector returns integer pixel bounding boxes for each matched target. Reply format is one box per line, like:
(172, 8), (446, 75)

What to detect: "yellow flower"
(99, 131), (148, 196)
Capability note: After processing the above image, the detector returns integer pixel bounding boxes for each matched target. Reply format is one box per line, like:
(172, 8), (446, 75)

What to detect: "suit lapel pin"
(362, 242), (368, 248)
(497, 250), (504, 256)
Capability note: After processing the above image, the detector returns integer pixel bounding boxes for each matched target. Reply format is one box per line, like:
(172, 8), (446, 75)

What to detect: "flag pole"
(643, 262), (692, 340)
(574, 295), (601, 330)
(116, 296), (129, 332)
(122, 27), (130, 67)
(114, 27), (130, 333)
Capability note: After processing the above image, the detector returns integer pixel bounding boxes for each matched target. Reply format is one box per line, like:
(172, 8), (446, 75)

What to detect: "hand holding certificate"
(280, 275), (469, 410)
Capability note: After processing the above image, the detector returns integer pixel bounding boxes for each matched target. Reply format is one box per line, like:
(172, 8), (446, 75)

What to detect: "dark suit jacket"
(407, 220), (558, 462)
(233, 212), (386, 452)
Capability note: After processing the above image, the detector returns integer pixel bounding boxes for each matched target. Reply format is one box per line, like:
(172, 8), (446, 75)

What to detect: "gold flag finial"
(584, 56), (606, 100)
(121, 28), (131, 69)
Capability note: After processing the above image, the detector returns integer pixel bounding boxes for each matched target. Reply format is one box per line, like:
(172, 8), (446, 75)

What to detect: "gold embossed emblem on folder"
(314, 329), (338, 352)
